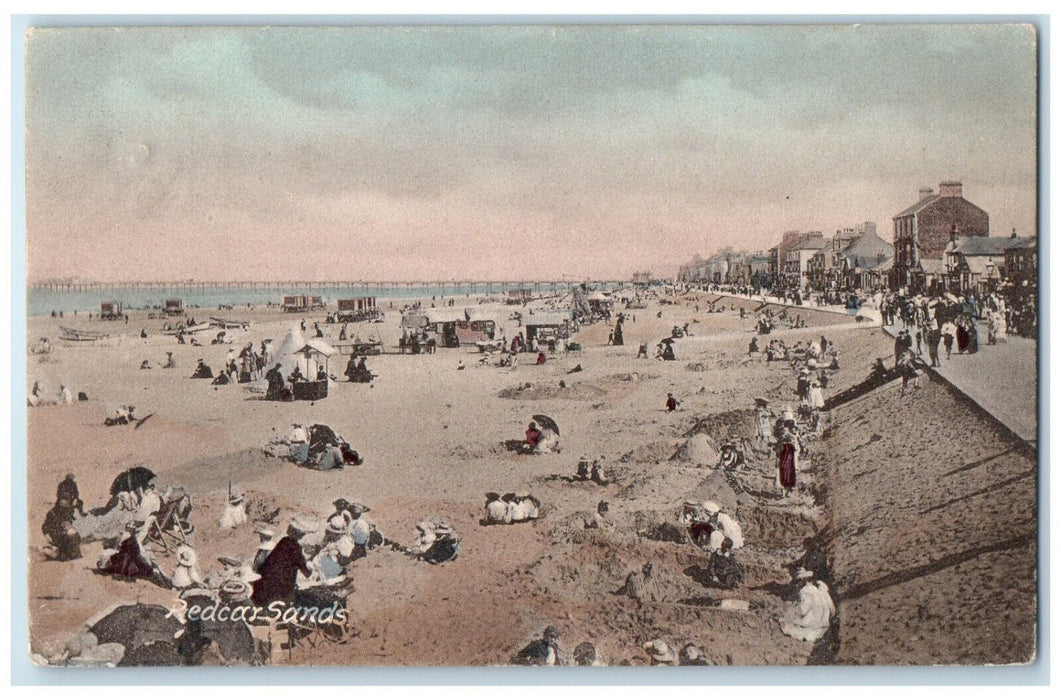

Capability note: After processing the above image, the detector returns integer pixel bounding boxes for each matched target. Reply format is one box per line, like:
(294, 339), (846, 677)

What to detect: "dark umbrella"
(109, 466), (157, 496)
(659, 337), (674, 344)
(200, 618), (259, 664)
(532, 414), (560, 436)
(88, 603), (183, 649)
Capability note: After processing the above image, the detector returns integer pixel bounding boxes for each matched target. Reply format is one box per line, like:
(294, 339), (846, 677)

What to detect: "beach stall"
(163, 299), (184, 316)
(524, 309), (575, 345)
(290, 338), (336, 401)
(99, 301), (124, 320)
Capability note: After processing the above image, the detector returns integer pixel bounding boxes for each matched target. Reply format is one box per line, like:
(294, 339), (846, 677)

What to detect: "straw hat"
(701, 500), (721, 516)
(254, 525), (275, 539)
(176, 546), (197, 567)
(326, 516), (347, 536)
(347, 502), (370, 515)
(289, 518), (315, 535)
(219, 579), (251, 603)
(416, 520), (435, 533)
(754, 397), (769, 407)
(228, 493), (245, 506)
(643, 639), (678, 664)
(435, 524), (455, 536)
(217, 556), (241, 568)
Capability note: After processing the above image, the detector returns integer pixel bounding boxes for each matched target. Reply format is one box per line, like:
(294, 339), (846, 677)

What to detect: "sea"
(27, 281), (621, 318)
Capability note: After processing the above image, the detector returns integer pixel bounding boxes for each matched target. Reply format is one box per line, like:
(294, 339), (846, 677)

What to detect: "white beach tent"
(274, 327), (308, 378)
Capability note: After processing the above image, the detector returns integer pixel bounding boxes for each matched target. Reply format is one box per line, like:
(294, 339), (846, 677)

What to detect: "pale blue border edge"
(8, 13), (1050, 686)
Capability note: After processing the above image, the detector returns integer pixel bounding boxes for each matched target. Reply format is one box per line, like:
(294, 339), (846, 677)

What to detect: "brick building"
(892, 181), (989, 292)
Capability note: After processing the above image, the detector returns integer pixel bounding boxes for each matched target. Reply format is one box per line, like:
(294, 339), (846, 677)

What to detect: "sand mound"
(671, 433), (719, 466)
(497, 382), (607, 401)
(684, 409), (759, 443)
(689, 472), (739, 512)
(620, 441), (679, 464)
(162, 447), (289, 493)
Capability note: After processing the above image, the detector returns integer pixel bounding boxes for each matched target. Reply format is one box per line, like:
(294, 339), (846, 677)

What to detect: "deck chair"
(145, 493), (194, 553)
(283, 585), (353, 658)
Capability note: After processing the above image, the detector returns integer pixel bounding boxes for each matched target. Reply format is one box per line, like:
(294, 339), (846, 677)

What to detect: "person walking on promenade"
(941, 320), (956, 360)
(926, 324), (941, 368)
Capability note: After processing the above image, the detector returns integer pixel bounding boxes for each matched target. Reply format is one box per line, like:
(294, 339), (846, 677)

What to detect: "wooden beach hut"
(99, 301), (123, 320)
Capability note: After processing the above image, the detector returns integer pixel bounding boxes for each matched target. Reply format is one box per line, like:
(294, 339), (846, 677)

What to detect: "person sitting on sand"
(191, 359), (213, 379)
(484, 493), (510, 525)
(42, 497), (82, 561)
(251, 520), (313, 606)
(666, 392), (679, 411)
(614, 561), (661, 604)
(717, 442), (745, 471)
(163, 352), (177, 369)
(265, 363), (285, 400)
(511, 625), (562, 666)
(97, 521), (163, 582)
(706, 537), (745, 589)
(524, 422), (542, 451)
(779, 569), (835, 643)
(584, 500), (612, 530)
(702, 501), (744, 551)
(167, 546), (206, 589)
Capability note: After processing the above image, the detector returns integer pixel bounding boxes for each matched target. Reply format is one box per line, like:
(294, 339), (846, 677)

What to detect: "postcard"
(23, 22), (1039, 669)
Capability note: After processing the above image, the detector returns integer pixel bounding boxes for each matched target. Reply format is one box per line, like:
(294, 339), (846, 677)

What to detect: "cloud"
(24, 24), (1038, 281)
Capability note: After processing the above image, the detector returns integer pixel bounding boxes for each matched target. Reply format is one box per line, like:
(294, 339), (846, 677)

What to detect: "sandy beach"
(25, 290), (1036, 666)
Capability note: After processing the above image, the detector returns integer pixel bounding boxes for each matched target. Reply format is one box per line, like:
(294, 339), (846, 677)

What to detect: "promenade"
(887, 324), (1038, 445)
(712, 289), (1037, 446)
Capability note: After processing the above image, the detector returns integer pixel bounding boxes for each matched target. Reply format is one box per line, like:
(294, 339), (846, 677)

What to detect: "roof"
(956, 235), (1036, 256)
(789, 238), (828, 251)
(525, 310), (573, 326)
(894, 194), (940, 219)
(869, 256), (894, 272)
(965, 257), (1002, 277)
(295, 339), (337, 357)
(423, 308), (469, 324)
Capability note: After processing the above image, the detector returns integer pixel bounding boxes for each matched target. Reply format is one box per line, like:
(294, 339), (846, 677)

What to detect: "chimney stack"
(939, 181), (963, 198)
(919, 187), (934, 200)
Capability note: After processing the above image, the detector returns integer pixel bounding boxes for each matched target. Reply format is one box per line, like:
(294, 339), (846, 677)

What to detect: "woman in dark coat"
(251, 522), (311, 606)
(99, 522), (156, 579)
(956, 319), (970, 353)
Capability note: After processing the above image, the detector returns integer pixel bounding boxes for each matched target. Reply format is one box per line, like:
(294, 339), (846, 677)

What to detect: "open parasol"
(109, 466), (157, 496)
(88, 603), (183, 650)
(532, 414), (560, 436)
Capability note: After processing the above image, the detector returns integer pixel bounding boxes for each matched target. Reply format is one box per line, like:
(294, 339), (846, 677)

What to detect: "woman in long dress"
(775, 423), (799, 496)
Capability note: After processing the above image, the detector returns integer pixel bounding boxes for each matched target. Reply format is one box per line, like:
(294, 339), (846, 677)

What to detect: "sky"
(24, 23), (1039, 283)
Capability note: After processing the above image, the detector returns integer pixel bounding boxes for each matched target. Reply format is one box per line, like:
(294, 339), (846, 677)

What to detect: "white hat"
(795, 567), (814, 580)
(176, 546), (197, 566)
(326, 515), (347, 535)
(288, 518), (315, 535)
(254, 525), (275, 538)
(643, 639), (678, 664)
(701, 500), (721, 516)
